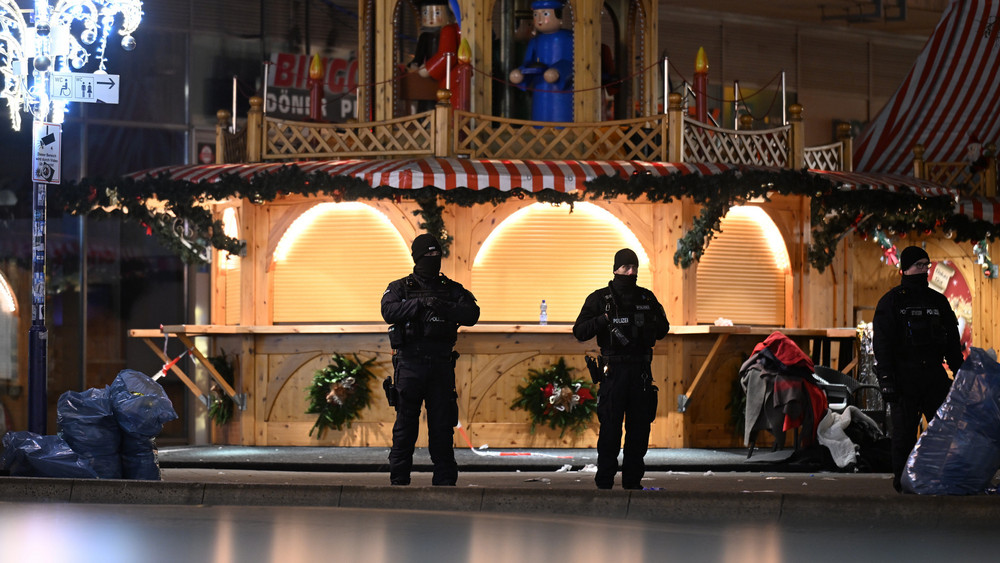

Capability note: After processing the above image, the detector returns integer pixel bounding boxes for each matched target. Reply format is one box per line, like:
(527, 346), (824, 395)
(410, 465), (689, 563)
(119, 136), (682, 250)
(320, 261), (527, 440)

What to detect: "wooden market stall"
(113, 0), (1000, 449)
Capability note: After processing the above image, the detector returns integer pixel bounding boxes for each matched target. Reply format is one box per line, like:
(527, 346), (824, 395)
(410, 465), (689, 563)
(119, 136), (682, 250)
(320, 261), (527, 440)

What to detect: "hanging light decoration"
(873, 228), (899, 267)
(0, 0), (143, 130)
(973, 239), (998, 279)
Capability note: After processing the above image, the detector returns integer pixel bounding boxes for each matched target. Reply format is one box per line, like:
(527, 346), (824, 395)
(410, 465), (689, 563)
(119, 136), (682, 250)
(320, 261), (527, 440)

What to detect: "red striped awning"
(127, 158), (743, 192)
(129, 157), (957, 198)
(811, 169), (959, 199)
(854, 0), (1000, 175)
(956, 196), (1000, 223)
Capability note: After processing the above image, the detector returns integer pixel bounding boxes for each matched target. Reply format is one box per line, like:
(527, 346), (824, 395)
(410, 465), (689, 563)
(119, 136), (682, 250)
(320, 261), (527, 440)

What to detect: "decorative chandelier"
(0, 0), (142, 130)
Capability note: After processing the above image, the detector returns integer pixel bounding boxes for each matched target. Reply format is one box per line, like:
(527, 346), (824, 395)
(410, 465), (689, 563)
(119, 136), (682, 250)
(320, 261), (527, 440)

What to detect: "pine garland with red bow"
(510, 357), (598, 437)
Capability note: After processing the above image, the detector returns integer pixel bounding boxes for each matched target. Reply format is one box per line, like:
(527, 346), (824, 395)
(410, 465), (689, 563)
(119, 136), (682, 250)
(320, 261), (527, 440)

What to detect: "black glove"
(596, 314), (610, 327)
(878, 376), (899, 403)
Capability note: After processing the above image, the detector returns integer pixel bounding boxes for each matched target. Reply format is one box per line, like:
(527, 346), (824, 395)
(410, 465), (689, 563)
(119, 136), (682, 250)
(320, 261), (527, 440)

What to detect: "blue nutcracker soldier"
(508, 0), (574, 122)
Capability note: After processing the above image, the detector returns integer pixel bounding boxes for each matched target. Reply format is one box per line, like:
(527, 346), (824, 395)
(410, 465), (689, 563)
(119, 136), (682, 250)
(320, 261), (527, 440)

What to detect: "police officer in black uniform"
(381, 233), (480, 486)
(873, 245), (963, 492)
(573, 248), (669, 490)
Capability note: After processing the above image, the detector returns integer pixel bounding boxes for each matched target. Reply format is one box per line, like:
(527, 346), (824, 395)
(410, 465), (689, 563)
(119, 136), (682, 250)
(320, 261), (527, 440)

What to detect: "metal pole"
(734, 80), (740, 130)
(262, 61), (270, 116)
(28, 181), (48, 435)
(663, 57), (669, 113)
(781, 70), (787, 125)
(499, 0), (513, 117)
(231, 75), (237, 134)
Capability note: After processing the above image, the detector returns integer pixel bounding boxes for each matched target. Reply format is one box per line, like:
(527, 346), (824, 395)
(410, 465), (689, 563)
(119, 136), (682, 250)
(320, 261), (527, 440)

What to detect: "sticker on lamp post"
(32, 122), (61, 184)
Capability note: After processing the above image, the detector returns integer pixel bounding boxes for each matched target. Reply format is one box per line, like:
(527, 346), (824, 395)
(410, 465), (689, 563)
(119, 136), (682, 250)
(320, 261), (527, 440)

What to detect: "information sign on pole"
(32, 122), (62, 184)
(49, 73), (121, 104)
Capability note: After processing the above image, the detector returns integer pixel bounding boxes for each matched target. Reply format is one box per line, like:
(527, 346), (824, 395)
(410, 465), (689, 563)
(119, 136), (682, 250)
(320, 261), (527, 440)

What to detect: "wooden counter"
(130, 324), (857, 448)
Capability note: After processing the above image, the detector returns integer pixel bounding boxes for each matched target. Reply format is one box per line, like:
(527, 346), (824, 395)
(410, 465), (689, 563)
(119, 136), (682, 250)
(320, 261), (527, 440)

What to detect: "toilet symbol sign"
(49, 72), (120, 104)
(32, 122), (62, 184)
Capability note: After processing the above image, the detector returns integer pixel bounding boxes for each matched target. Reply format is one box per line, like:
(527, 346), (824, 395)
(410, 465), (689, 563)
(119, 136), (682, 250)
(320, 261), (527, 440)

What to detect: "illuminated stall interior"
(696, 206), (791, 326)
(0, 272), (16, 382)
(215, 200), (796, 328)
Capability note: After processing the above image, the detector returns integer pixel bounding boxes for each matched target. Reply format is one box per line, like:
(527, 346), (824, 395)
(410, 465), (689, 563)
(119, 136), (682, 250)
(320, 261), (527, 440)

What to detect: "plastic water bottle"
(539, 300), (548, 325)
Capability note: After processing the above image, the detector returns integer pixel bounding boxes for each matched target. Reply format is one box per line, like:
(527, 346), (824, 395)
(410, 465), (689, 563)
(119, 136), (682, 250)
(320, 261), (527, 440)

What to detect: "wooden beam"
(682, 333), (729, 406)
(176, 334), (239, 400)
(138, 337), (204, 399)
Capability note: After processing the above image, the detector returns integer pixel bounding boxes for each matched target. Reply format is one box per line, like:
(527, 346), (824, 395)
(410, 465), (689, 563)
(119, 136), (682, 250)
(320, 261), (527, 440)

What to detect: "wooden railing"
(913, 142), (997, 196)
(453, 111), (667, 161)
(683, 117), (790, 167)
(262, 110), (435, 161)
(217, 93), (845, 171)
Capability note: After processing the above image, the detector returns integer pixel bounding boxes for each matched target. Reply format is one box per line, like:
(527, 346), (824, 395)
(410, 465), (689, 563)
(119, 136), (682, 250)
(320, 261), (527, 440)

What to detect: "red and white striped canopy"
(956, 196), (1000, 223)
(128, 157), (956, 197)
(810, 169), (958, 198)
(127, 158), (739, 192)
(854, 0), (1000, 175)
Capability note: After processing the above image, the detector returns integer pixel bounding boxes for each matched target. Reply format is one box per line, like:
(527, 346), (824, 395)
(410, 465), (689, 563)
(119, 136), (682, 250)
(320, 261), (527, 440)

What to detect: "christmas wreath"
(206, 352), (236, 426)
(305, 353), (377, 439)
(510, 357), (598, 437)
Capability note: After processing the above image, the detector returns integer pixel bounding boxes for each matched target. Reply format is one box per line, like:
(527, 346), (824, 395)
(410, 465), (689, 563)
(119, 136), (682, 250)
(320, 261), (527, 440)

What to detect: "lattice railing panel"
(804, 141), (844, 171)
(684, 117), (789, 166)
(454, 112), (667, 161)
(263, 112), (435, 160)
(925, 162), (986, 194)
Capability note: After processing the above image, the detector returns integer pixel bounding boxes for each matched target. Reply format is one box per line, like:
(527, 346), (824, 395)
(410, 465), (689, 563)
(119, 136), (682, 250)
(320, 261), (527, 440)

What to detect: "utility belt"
(384, 349), (460, 407)
(586, 354), (652, 385)
(392, 347), (457, 364)
(602, 354), (653, 364)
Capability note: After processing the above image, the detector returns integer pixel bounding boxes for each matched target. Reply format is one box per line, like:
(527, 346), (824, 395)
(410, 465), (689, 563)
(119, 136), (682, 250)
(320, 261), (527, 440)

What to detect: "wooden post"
(789, 103), (804, 170)
(215, 110), (231, 164)
(984, 142), (997, 197)
(433, 91), (452, 157)
(912, 144), (925, 179)
(667, 93), (683, 162)
(374, 0), (396, 121)
(573, 0), (602, 122)
(837, 122), (853, 171)
(247, 96), (263, 163)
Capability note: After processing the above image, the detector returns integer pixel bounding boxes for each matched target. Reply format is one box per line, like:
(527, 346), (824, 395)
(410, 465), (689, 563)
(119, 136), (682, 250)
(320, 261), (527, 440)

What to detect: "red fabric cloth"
(751, 331), (815, 373)
(754, 331), (826, 446)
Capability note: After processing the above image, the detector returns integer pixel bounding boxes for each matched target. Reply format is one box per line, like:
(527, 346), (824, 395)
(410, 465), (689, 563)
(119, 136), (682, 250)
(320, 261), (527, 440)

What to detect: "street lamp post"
(1, 0), (142, 434)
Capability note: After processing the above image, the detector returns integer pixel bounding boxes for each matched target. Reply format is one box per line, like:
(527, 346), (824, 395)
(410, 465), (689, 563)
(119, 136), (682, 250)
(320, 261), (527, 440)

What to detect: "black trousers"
(889, 375), (952, 491)
(388, 355), (458, 485)
(595, 361), (656, 489)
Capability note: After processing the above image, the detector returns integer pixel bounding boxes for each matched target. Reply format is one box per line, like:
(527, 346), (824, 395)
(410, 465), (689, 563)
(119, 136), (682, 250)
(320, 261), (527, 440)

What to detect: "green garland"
(51, 164), (996, 271)
(206, 352), (235, 426)
(510, 357), (598, 437)
(305, 353), (377, 439)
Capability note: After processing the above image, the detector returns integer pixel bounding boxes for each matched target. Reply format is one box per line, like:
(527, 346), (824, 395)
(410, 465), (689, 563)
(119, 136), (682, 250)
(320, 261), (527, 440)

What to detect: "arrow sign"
(49, 73), (120, 104)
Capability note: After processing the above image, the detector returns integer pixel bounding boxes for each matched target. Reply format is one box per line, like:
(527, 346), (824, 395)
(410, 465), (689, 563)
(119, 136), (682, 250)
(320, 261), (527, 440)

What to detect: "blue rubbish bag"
(0, 431), (99, 479)
(108, 369), (178, 436)
(120, 434), (161, 480)
(108, 369), (176, 481)
(57, 387), (122, 479)
(902, 347), (1000, 495)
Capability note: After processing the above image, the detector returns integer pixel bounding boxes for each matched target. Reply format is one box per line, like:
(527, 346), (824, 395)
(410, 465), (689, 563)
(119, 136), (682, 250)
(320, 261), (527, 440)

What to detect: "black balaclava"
(411, 233), (442, 279)
(898, 246), (929, 288)
(611, 248), (639, 293)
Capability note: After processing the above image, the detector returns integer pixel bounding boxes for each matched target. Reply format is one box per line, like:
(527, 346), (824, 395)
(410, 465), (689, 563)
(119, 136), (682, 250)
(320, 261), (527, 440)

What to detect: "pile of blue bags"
(903, 347), (1000, 495)
(1, 369), (178, 480)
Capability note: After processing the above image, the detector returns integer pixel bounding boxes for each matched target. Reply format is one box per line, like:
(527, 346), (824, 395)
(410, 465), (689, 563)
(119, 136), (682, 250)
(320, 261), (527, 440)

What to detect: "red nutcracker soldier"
(409, 0), (460, 111)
